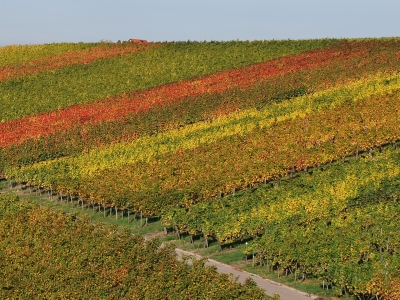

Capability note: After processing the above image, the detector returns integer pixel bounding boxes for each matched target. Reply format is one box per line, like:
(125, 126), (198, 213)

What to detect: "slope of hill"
(0, 194), (265, 299)
(1, 38), (399, 299)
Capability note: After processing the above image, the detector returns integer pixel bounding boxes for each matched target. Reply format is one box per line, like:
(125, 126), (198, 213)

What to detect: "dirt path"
(175, 248), (321, 300)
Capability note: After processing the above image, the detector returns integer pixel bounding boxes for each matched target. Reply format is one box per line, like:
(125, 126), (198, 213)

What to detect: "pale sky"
(1, 0), (399, 46)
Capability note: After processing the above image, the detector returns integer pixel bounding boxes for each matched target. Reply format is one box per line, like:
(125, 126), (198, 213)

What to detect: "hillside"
(0, 193), (264, 299)
(1, 38), (400, 299)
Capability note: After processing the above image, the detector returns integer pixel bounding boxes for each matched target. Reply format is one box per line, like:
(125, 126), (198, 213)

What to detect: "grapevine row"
(252, 194), (400, 298)
(0, 194), (264, 299)
(7, 80), (400, 215)
(1, 39), (399, 172)
(0, 38), (352, 143)
(8, 72), (398, 178)
(161, 145), (400, 297)
(0, 39), (341, 122)
(161, 145), (400, 243)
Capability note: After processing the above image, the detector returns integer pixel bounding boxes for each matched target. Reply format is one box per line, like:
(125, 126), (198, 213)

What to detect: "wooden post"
(252, 249), (255, 267)
(203, 233), (208, 248)
(355, 145), (359, 160)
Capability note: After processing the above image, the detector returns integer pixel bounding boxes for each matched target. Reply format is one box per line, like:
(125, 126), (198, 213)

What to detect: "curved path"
(176, 248), (323, 300)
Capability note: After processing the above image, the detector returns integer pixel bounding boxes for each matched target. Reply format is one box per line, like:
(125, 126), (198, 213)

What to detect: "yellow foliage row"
(9, 72), (400, 184)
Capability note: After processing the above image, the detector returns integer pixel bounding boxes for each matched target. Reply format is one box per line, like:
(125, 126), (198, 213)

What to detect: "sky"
(1, 0), (399, 46)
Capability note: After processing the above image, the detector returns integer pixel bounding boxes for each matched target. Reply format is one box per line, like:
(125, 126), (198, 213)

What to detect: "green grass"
(31, 196), (164, 235)
(159, 234), (180, 243)
(0, 179), (9, 189)
(210, 249), (247, 264)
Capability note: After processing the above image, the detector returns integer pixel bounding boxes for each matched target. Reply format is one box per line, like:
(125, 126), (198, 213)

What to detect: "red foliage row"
(0, 42), (160, 82)
(0, 41), (392, 148)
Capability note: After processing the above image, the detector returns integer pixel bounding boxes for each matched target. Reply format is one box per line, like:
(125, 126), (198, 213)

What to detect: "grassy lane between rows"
(0, 183), (164, 236)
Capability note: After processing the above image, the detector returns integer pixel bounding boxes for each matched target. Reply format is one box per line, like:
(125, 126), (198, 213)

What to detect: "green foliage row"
(254, 200), (399, 298)
(0, 39), (342, 121)
(0, 42), (100, 67)
(0, 195), (264, 299)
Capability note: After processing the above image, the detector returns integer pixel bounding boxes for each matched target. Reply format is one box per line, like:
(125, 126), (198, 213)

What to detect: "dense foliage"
(1, 39), (398, 168)
(0, 194), (264, 299)
(0, 42), (99, 66)
(0, 41), (160, 82)
(0, 39), (340, 122)
(162, 145), (400, 298)
(1, 38), (399, 298)
(6, 72), (400, 215)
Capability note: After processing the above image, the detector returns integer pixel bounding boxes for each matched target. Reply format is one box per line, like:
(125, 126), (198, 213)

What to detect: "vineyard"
(0, 194), (264, 299)
(1, 38), (400, 299)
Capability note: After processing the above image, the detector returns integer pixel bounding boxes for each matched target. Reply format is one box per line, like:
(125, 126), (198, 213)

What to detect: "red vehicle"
(130, 38), (148, 44)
